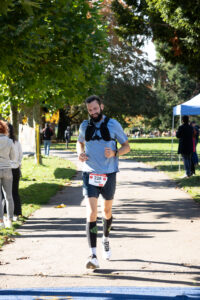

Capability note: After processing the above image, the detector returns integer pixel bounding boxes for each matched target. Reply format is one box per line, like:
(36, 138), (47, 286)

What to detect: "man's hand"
(78, 152), (88, 162)
(104, 147), (115, 158)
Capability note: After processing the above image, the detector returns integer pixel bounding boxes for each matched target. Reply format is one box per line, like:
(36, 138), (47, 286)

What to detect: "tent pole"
(178, 114), (181, 172)
(171, 113), (175, 168)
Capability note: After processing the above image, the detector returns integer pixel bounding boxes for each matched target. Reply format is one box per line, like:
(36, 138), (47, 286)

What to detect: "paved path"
(0, 150), (200, 290)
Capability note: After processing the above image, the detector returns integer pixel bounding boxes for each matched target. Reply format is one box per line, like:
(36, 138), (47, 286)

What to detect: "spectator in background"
(64, 126), (71, 149)
(8, 124), (23, 220)
(42, 123), (53, 156)
(190, 121), (199, 175)
(0, 120), (15, 228)
(191, 121), (199, 146)
(176, 115), (193, 178)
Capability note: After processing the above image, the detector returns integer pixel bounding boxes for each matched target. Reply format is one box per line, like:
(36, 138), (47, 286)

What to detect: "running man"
(77, 95), (130, 269)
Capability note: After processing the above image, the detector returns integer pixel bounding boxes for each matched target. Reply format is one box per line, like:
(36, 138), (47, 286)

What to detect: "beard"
(90, 110), (103, 122)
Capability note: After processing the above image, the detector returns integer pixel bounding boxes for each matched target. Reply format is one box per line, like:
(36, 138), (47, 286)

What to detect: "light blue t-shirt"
(78, 116), (128, 174)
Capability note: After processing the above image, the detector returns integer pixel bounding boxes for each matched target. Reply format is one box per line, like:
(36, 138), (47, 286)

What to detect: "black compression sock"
(86, 221), (98, 248)
(102, 216), (112, 237)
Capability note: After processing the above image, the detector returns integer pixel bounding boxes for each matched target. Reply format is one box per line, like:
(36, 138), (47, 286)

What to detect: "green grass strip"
(0, 156), (76, 248)
(125, 137), (200, 203)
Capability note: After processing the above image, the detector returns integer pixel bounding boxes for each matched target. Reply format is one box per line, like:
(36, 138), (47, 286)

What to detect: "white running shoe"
(85, 254), (99, 269)
(102, 240), (111, 260)
(5, 219), (12, 228)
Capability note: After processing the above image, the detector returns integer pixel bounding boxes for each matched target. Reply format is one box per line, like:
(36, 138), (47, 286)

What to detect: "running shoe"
(4, 218), (12, 228)
(85, 254), (99, 269)
(102, 240), (111, 260)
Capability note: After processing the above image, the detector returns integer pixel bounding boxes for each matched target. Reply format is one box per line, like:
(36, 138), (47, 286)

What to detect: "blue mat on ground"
(0, 287), (200, 300)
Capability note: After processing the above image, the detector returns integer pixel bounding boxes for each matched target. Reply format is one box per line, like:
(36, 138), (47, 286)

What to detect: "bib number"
(89, 173), (107, 187)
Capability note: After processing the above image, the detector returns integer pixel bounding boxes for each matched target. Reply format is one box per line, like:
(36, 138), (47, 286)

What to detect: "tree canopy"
(0, 0), (108, 113)
(112, 0), (200, 79)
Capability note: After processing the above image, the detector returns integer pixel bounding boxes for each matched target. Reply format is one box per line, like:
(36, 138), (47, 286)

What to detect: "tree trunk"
(33, 103), (42, 164)
(26, 107), (34, 128)
(57, 108), (70, 141)
(10, 102), (19, 139)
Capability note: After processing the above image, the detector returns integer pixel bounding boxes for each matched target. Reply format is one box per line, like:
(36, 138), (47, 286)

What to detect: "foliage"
(0, 0), (108, 112)
(146, 0), (200, 77)
(0, 0), (40, 16)
(57, 104), (88, 140)
(153, 61), (198, 130)
(102, 35), (158, 125)
(103, 75), (157, 126)
(112, 0), (200, 79)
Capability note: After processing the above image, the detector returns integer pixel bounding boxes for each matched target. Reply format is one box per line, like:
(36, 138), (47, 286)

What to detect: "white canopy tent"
(171, 93), (200, 169)
(173, 93), (200, 116)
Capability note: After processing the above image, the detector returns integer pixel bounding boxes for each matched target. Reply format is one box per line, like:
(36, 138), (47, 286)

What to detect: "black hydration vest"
(85, 117), (115, 142)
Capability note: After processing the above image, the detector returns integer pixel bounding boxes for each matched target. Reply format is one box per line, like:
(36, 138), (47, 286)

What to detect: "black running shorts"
(82, 172), (116, 200)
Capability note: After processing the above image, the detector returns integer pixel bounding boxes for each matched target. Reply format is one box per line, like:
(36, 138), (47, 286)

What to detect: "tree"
(154, 60), (198, 130)
(57, 104), (87, 140)
(0, 0), (108, 134)
(112, 0), (200, 79)
(97, 1), (158, 125)
(102, 39), (158, 125)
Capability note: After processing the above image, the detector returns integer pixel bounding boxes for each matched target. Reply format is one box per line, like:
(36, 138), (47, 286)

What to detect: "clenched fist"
(104, 147), (115, 158)
(79, 152), (88, 162)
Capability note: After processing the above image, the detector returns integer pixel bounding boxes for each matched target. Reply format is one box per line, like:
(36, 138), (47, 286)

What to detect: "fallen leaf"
(54, 204), (66, 208)
(34, 272), (47, 277)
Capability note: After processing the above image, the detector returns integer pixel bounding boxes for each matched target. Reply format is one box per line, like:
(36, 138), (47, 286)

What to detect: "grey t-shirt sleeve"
(113, 120), (128, 144)
(10, 141), (16, 161)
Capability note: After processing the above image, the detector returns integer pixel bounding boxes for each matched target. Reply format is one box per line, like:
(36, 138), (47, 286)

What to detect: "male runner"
(77, 95), (130, 269)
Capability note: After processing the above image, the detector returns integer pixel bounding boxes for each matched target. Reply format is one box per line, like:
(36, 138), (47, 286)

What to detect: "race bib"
(89, 173), (107, 187)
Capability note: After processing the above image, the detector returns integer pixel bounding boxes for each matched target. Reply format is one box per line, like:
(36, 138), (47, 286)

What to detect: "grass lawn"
(46, 137), (77, 152)
(0, 156), (76, 247)
(126, 138), (200, 203)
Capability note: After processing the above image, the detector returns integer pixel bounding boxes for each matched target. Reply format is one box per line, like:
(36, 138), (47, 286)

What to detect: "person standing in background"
(0, 121), (15, 228)
(8, 123), (23, 220)
(64, 126), (71, 149)
(42, 123), (53, 156)
(176, 115), (193, 178)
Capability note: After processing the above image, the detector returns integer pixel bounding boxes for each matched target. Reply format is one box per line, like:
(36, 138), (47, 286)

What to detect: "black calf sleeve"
(102, 216), (112, 237)
(86, 221), (97, 248)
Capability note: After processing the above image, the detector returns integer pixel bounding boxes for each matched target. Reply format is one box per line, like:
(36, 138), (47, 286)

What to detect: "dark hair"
(0, 120), (9, 135)
(182, 115), (189, 124)
(190, 121), (196, 125)
(7, 123), (16, 142)
(85, 95), (101, 105)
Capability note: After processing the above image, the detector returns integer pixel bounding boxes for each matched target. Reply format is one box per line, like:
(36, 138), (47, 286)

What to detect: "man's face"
(86, 100), (104, 122)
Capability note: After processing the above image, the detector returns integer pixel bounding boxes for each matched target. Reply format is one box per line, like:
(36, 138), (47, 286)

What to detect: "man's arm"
(105, 140), (130, 158)
(117, 140), (130, 156)
(76, 141), (88, 162)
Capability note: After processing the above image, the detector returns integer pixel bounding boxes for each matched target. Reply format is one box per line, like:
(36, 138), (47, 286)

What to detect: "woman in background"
(0, 121), (15, 228)
(8, 123), (23, 220)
